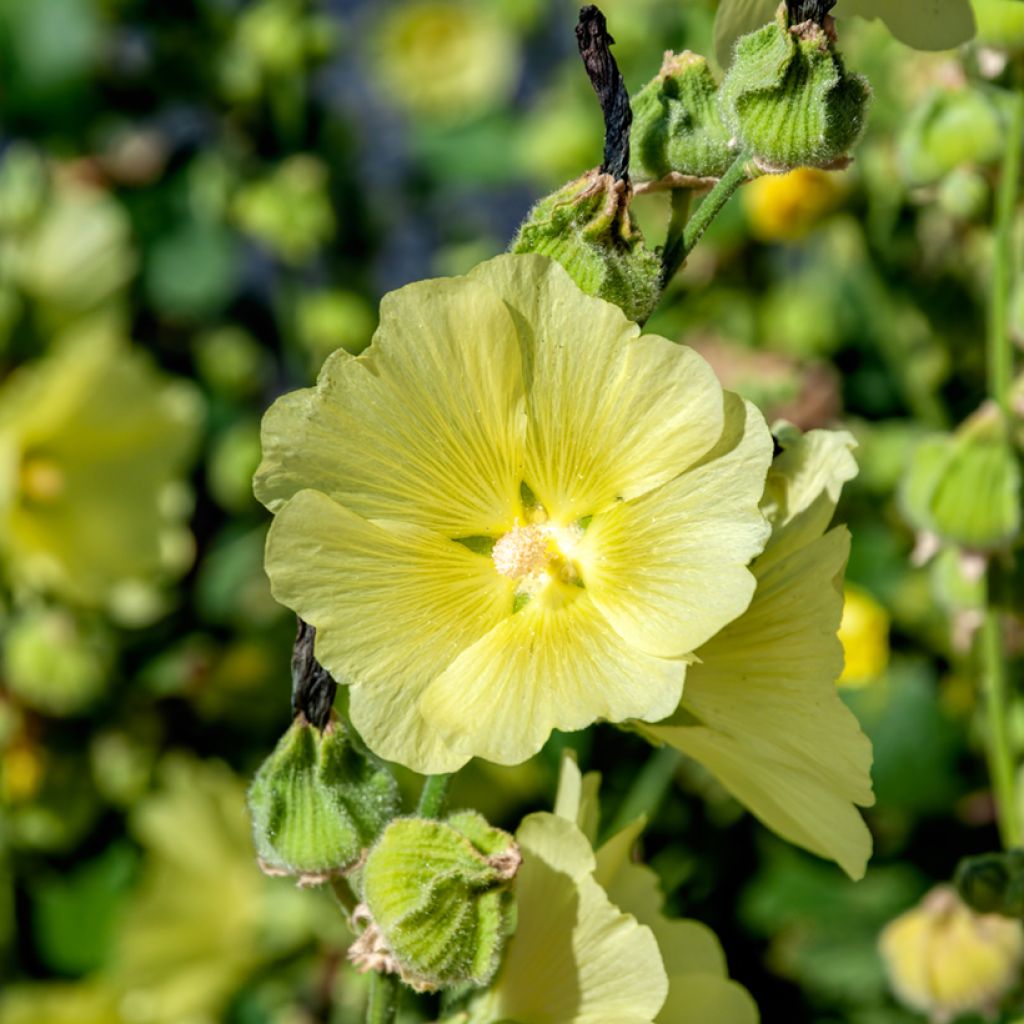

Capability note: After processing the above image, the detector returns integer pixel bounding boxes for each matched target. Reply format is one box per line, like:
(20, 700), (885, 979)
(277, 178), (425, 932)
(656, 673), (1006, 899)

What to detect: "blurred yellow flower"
(372, 1), (519, 122)
(256, 254), (773, 772)
(880, 885), (1024, 1024)
(742, 168), (845, 243)
(0, 329), (201, 608)
(838, 584), (890, 686)
(110, 755), (320, 1024)
(639, 426), (876, 879)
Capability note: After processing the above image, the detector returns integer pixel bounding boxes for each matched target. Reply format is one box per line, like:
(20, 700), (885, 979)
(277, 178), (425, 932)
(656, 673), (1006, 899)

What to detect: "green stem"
(417, 774), (452, 818)
(330, 876), (357, 918)
(366, 972), (399, 1024)
(659, 189), (692, 290)
(981, 602), (1020, 848)
(604, 746), (682, 840)
(989, 90), (1023, 415)
(661, 152), (750, 287)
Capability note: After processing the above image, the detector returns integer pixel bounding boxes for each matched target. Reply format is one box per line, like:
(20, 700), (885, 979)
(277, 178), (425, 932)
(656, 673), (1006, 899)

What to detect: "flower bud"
(720, 3), (870, 172)
(247, 713), (400, 885)
(937, 167), (991, 222)
(901, 404), (1022, 552)
(899, 88), (1005, 187)
(3, 608), (114, 716)
(511, 170), (662, 324)
(957, 850), (1024, 919)
(630, 51), (735, 184)
(350, 812), (520, 992)
(880, 886), (1024, 1022)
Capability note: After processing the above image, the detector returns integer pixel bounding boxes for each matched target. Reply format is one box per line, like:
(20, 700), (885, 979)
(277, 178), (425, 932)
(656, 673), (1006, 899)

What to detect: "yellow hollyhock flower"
(638, 425), (875, 879)
(0, 328), (201, 607)
(256, 254), (773, 772)
(554, 755), (759, 1024)
(742, 168), (845, 243)
(838, 583), (890, 686)
(880, 886), (1024, 1023)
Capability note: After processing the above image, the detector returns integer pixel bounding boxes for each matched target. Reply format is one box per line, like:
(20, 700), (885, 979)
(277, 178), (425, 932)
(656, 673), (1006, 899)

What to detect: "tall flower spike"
(256, 253), (772, 773)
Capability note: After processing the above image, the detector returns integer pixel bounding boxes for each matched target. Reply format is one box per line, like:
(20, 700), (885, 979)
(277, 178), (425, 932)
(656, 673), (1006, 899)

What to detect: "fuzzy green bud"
(720, 3), (870, 172)
(899, 88), (1005, 187)
(957, 850), (1024, 918)
(630, 51), (735, 185)
(511, 170), (662, 324)
(901, 404), (1022, 552)
(3, 608), (114, 717)
(350, 812), (520, 992)
(247, 713), (400, 885)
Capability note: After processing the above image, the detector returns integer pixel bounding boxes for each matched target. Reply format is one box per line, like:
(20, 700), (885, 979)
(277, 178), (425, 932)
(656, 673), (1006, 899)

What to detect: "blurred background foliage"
(1, 0), (1023, 1021)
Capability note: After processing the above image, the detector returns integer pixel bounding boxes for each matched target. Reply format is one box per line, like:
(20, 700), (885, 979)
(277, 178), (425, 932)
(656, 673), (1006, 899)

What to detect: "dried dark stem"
(786, 0), (837, 24)
(576, 5), (631, 182)
(291, 618), (337, 730)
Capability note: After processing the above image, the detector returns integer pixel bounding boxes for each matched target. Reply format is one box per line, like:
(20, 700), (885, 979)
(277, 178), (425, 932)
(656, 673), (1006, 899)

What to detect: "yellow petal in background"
(641, 526), (874, 879)
(469, 254), (726, 523)
(580, 397), (771, 658)
(265, 488), (514, 772)
(470, 812), (668, 1024)
(0, 328), (201, 606)
(420, 593), (684, 766)
(255, 274), (526, 537)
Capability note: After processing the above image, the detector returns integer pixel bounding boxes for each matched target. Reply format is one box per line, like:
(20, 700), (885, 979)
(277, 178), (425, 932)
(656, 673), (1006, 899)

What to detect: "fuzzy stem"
(604, 746), (682, 840)
(659, 189), (692, 292)
(981, 603), (1020, 848)
(366, 972), (399, 1024)
(662, 153), (749, 287)
(417, 774), (452, 818)
(989, 90), (1023, 415)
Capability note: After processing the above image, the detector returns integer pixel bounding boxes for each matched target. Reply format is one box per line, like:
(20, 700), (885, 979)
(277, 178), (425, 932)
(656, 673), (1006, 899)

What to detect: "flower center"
(20, 456), (65, 503)
(491, 519), (584, 606)
(491, 524), (550, 580)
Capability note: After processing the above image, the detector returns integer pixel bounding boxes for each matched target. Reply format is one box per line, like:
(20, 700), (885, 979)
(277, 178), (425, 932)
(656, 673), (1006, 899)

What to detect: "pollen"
(492, 524), (550, 580)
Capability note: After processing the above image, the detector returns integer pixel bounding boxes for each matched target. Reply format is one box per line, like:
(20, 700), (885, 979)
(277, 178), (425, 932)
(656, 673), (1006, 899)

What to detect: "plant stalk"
(417, 773), (452, 818)
(604, 746), (682, 840)
(981, 603), (1020, 848)
(366, 972), (399, 1024)
(661, 152), (750, 287)
(989, 90), (1023, 415)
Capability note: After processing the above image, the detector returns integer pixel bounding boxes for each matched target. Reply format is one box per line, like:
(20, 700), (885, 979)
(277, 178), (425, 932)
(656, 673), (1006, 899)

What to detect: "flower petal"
(580, 396), (772, 657)
(264, 488), (515, 772)
(835, 0), (975, 50)
(255, 275), (526, 536)
(420, 594), (685, 765)
(469, 254), (726, 522)
(640, 526), (875, 879)
(659, 974), (760, 1024)
(473, 812), (668, 1024)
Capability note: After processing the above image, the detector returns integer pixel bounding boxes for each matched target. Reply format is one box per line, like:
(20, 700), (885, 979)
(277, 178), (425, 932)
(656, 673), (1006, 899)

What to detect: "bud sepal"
(720, 2), (870, 173)
(247, 712), (401, 886)
(511, 170), (662, 324)
(349, 812), (520, 992)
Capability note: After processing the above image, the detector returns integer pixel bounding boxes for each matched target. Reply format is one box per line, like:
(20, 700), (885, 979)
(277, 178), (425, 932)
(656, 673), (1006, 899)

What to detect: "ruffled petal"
(473, 812), (668, 1024)
(264, 488), (514, 772)
(419, 594), (685, 765)
(579, 396), (772, 657)
(469, 254), (725, 522)
(255, 275), (526, 537)
(640, 526), (875, 879)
